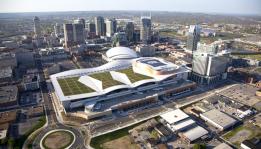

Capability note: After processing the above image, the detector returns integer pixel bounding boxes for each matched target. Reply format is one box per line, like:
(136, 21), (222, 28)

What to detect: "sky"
(0, 0), (260, 15)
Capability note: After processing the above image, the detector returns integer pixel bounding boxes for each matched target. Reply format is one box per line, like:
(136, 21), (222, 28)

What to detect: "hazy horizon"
(0, 0), (260, 16)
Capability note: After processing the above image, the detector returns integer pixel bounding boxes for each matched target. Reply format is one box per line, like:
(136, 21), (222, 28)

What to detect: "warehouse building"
(200, 109), (238, 131)
(160, 109), (208, 143)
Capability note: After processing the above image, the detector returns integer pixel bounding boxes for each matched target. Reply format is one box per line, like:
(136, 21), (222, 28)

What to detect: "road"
(30, 61), (86, 149)
(87, 81), (237, 138)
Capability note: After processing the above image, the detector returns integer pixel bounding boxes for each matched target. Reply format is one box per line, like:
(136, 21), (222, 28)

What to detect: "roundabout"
(40, 129), (75, 149)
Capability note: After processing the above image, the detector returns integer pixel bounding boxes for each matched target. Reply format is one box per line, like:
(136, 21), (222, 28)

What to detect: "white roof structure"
(200, 109), (238, 130)
(106, 47), (138, 61)
(182, 126), (208, 142)
(50, 47), (190, 103)
(160, 109), (189, 124)
(171, 119), (195, 131)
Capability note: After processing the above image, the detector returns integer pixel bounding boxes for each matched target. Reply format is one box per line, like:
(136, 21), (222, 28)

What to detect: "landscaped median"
(40, 129), (75, 149)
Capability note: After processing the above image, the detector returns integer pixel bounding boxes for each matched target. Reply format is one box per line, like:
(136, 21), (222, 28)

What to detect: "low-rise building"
(23, 73), (40, 91)
(0, 85), (18, 108)
(241, 138), (261, 149)
(0, 67), (13, 83)
(36, 47), (68, 63)
(0, 110), (17, 124)
(160, 109), (208, 143)
(136, 45), (156, 57)
(0, 52), (17, 68)
(200, 109), (238, 131)
(0, 123), (9, 140)
(27, 106), (44, 118)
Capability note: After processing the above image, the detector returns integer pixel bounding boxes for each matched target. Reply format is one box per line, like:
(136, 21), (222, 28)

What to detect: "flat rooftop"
(160, 109), (189, 124)
(57, 77), (95, 96)
(118, 67), (152, 83)
(0, 85), (18, 104)
(0, 110), (17, 124)
(23, 73), (39, 83)
(182, 126), (208, 142)
(89, 72), (123, 88)
(200, 109), (237, 128)
(137, 58), (167, 67)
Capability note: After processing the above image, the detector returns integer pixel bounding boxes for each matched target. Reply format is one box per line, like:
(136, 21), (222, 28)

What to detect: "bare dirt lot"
(102, 135), (139, 149)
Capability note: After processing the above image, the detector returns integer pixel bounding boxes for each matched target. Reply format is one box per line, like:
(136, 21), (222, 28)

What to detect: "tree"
(193, 144), (206, 149)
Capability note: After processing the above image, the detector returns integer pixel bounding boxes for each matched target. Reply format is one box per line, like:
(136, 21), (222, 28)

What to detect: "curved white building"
(50, 47), (195, 119)
(106, 47), (138, 61)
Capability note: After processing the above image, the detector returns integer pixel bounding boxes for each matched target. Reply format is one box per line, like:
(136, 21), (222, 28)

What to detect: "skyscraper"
(63, 24), (74, 47)
(54, 23), (61, 37)
(112, 18), (117, 33)
(33, 16), (41, 38)
(187, 25), (201, 51)
(105, 19), (117, 37)
(95, 16), (105, 36)
(140, 16), (152, 44)
(74, 18), (86, 28)
(73, 23), (85, 44)
(63, 23), (85, 47)
(87, 23), (96, 33)
(105, 19), (113, 37)
(125, 22), (134, 42)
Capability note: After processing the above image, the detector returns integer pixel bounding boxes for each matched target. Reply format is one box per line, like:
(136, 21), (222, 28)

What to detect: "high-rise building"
(133, 29), (140, 43)
(191, 43), (230, 85)
(112, 32), (128, 47)
(140, 16), (152, 44)
(54, 23), (61, 37)
(125, 22), (134, 42)
(74, 18), (86, 28)
(88, 23), (96, 33)
(33, 16), (41, 38)
(63, 24), (74, 47)
(187, 25), (201, 51)
(105, 19), (113, 37)
(95, 16), (105, 36)
(63, 23), (85, 47)
(112, 18), (117, 33)
(73, 23), (85, 44)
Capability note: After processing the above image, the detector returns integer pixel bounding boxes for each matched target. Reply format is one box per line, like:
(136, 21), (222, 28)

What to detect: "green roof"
(118, 68), (153, 83)
(57, 77), (95, 96)
(89, 72), (123, 88)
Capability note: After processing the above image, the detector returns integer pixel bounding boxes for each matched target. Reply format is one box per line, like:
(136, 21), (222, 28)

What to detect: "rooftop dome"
(106, 47), (138, 61)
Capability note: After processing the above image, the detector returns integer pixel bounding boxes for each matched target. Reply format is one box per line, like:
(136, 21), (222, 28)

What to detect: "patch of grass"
(232, 53), (261, 61)
(118, 68), (153, 83)
(42, 130), (74, 149)
(223, 125), (245, 140)
(90, 121), (144, 149)
(89, 72), (123, 88)
(223, 124), (261, 148)
(57, 77), (95, 96)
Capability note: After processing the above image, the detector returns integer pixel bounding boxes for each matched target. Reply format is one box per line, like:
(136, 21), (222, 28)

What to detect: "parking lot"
(219, 84), (260, 106)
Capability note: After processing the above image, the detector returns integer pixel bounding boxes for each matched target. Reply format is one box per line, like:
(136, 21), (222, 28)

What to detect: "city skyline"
(0, 0), (261, 15)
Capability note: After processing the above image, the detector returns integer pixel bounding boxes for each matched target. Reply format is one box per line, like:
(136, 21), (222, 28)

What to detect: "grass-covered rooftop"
(118, 68), (153, 83)
(57, 77), (95, 96)
(89, 72), (123, 88)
